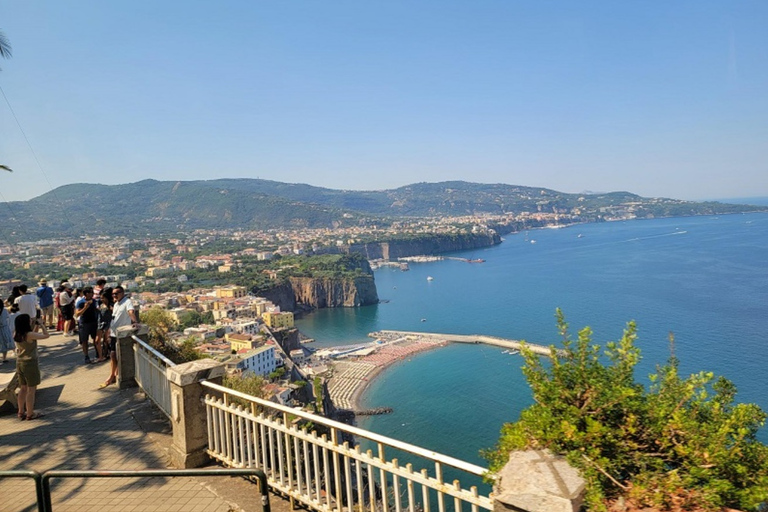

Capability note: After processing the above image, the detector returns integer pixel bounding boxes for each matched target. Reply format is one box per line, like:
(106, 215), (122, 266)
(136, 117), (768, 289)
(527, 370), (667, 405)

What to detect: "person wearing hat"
(36, 279), (55, 329)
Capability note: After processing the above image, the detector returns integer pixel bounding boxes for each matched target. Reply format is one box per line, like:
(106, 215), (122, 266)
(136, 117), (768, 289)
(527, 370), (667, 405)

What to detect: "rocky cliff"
(347, 231), (501, 260)
(257, 281), (296, 312)
(289, 276), (379, 308)
(256, 275), (379, 311)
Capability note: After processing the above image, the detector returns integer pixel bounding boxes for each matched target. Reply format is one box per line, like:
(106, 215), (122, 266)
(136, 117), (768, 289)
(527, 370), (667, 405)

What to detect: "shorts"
(17, 360), (41, 387)
(41, 305), (54, 316)
(78, 322), (98, 345)
(61, 304), (74, 321)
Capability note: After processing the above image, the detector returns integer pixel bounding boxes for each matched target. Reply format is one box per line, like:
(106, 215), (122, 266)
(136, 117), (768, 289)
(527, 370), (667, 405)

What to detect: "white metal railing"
(201, 380), (493, 512)
(132, 335), (176, 418)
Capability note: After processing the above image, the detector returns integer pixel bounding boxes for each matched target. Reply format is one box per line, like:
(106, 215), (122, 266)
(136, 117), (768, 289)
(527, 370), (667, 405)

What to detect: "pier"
(373, 330), (559, 357)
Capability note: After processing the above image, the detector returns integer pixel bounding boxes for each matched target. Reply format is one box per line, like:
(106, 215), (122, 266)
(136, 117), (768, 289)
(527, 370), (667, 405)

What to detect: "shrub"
(485, 310), (768, 511)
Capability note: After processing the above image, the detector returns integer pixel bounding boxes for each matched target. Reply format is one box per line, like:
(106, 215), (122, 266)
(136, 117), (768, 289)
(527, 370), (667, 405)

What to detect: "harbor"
(322, 329), (559, 414)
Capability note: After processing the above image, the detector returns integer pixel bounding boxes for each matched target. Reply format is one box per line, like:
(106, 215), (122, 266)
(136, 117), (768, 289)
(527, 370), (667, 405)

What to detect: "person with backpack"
(36, 279), (55, 329)
(75, 286), (100, 364)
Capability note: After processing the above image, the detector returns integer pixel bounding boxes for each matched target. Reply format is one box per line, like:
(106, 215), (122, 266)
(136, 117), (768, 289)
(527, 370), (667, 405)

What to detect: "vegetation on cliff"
(485, 310), (768, 511)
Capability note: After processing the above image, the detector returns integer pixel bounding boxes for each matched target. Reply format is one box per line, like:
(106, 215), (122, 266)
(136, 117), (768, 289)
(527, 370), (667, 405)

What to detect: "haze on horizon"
(1, 2), (767, 203)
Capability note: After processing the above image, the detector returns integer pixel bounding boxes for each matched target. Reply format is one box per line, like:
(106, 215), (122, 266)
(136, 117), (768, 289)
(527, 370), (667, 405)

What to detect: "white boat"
(427, 276), (434, 281)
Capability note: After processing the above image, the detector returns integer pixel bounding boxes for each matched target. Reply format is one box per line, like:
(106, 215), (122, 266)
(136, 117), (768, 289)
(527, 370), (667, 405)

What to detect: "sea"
(296, 209), (768, 480)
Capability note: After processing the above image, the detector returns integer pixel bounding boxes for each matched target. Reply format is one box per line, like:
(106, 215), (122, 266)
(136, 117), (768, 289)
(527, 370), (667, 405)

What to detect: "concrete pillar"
(492, 450), (585, 512)
(166, 358), (226, 469)
(116, 324), (149, 389)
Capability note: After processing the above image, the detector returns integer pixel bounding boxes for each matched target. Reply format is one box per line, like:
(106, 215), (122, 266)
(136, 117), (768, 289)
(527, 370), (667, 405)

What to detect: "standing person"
(59, 284), (75, 336)
(0, 300), (13, 363)
(93, 278), (106, 303)
(14, 284), (38, 326)
(14, 313), (49, 420)
(95, 287), (113, 363)
(75, 287), (99, 364)
(100, 286), (137, 388)
(7, 286), (21, 307)
(36, 280), (55, 329)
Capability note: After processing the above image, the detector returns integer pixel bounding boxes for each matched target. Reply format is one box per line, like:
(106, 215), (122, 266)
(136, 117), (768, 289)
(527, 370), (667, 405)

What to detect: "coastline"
(325, 336), (447, 413)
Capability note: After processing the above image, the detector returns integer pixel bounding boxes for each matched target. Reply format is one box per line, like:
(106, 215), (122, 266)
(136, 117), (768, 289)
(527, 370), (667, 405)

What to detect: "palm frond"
(0, 29), (12, 60)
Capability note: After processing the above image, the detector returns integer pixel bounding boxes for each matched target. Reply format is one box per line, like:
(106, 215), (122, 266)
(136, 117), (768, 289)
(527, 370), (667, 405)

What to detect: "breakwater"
(324, 329), (558, 414)
(373, 330), (560, 357)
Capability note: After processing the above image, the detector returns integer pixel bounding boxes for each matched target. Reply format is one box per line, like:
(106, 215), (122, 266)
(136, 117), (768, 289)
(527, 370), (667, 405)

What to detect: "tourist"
(14, 284), (38, 327)
(7, 285), (21, 307)
(0, 300), (13, 363)
(36, 279), (55, 328)
(14, 313), (49, 420)
(75, 286), (99, 364)
(93, 278), (106, 303)
(95, 287), (113, 362)
(59, 283), (75, 336)
(101, 286), (137, 388)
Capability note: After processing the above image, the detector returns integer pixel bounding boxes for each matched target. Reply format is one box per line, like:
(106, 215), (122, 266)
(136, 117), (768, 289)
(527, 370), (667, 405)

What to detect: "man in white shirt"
(14, 284), (38, 327)
(101, 286), (137, 388)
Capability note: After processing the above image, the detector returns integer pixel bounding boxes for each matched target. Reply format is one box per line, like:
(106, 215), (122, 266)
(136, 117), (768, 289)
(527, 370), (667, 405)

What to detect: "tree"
(0, 29), (11, 62)
(177, 310), (203, 330)
(485, 310), (768, 511)
(140, 307), (177, 344)
(223, 373), (268, 408)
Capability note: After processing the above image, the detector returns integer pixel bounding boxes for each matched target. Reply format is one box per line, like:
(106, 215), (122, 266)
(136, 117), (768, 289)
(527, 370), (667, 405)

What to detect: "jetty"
(373, 330), (560, 357)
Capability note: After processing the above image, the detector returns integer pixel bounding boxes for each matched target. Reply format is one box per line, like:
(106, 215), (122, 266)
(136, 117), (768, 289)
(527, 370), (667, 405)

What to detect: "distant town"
(0, 202), (760, 413)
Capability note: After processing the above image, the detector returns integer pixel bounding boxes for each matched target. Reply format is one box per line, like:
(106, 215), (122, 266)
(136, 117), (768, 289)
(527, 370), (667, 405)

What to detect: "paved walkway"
(0, 332), (288, 512)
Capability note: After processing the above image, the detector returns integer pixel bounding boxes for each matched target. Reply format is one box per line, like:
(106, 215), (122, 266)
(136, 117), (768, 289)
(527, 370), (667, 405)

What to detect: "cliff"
(255, 275), (379, 311)
(290, 276), (379, 308)
(257, 281), (296, 312)
(347, 231), (501, 260)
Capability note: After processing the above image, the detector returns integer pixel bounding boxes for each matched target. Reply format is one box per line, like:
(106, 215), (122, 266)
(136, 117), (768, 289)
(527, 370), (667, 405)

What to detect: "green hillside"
(2, 179), (765, 241)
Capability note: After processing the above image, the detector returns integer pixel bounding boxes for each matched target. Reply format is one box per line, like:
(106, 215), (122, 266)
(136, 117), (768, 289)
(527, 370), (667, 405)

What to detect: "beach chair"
(0, 371), (19, 410)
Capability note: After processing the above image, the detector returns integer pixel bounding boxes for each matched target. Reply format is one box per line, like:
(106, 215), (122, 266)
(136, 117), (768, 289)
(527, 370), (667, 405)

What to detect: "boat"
(530, 240), (536, 244)
(577, 234), (583, 238)
(467, 258), (485, 263)
(426, 276), (434, 281)
(420, 318), (427, 322)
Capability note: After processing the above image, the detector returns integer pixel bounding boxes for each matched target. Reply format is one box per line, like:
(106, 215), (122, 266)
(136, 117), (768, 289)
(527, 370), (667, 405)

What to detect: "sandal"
(18, 413), (25, 421)
(26, 412), (44, 420)
(99, 378), (116, 389)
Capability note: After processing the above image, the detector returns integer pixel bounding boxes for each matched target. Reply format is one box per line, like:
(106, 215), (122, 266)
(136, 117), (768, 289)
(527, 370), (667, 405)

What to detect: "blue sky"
(1, 1), (767, 201)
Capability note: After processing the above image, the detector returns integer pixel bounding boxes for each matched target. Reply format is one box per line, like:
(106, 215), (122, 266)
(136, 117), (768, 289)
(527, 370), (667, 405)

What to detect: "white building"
(226, 345), (277, 377)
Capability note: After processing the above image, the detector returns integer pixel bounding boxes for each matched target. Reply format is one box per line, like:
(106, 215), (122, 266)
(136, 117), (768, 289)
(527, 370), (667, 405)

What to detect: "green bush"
(485, 310), (768, 511)
(223, 373), (268, 409)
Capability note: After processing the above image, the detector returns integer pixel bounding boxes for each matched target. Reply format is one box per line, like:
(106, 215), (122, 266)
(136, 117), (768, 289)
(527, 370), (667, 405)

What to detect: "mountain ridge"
(3, 179), (765, 241)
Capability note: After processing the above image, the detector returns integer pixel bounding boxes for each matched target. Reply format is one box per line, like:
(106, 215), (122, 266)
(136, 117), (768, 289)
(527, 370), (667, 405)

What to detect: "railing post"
(166, 359), (226, 468)
(117, 324), (149, 389)
(492, 450), (585, 512)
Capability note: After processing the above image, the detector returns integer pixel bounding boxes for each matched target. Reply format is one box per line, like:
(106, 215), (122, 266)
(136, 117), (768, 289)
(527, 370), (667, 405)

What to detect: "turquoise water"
(296, 213), (768, 469)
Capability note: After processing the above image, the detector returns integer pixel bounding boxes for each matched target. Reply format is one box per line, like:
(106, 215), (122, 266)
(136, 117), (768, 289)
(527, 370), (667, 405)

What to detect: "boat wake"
(626, 230), (687, 242)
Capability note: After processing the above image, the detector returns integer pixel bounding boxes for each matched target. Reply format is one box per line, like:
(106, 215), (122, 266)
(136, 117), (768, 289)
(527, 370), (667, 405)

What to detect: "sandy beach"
(326, 336), (447, 412)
